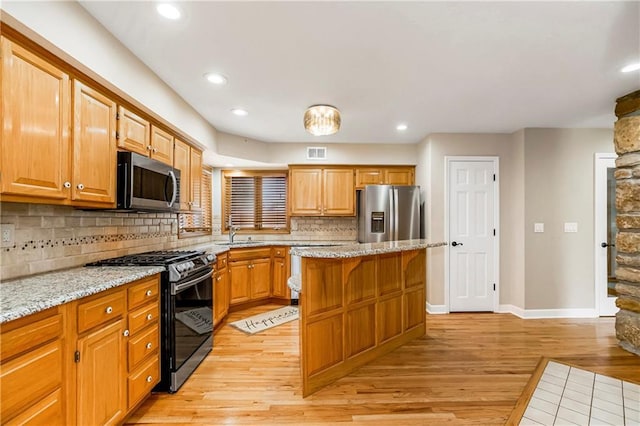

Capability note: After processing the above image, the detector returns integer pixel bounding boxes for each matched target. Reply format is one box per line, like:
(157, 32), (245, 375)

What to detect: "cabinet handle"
(146, 375), (153, 383)
(105, 306), (113, 314)
(153, 147), (158, 152)
(146, 313), (153, 320)
(146, 342), (152, 350)
(147, 145), (152, 151)
(63, 181), (71, 188)
(146, 290), (153, 297)
(123, 329), (130, 337)
(77, 183), (84, 190)
(217, 276), (222, 281)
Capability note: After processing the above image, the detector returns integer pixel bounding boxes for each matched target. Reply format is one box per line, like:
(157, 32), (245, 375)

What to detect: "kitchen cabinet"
(117, 106), (150, 156)
(0, 308), (66, 425)
(72, 80), (117, 204)
(150, 126), (174, 166)
(271, 246), (291, 299)
(289, 166), (355, 216)
(174, 138), (203, 212)
(214, 254), (230, 326)
(1, 36), (70, 201)
(355, 166), (415, 189)
(229, 247), (272, 306)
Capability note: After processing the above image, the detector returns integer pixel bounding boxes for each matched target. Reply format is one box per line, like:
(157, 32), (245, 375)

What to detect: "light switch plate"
(564, 222), (578, 233)
(1, 224), (15, 248)
(534, 223), (544, 233)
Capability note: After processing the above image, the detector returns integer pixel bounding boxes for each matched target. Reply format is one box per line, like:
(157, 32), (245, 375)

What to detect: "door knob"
(451, 241), (463, 247)
(601, 242), (615, 248)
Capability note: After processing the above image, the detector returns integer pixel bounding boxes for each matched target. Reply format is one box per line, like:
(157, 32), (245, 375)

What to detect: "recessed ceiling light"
(231, 108), (248, 116)
(396, 124), (408, 131)
(204, 73), (228, 85)
(157, 3), (181, 20)
(621, 62), (640, 73)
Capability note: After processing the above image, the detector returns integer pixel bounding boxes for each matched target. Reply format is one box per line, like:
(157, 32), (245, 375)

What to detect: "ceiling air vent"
(306, 146), (327, 160)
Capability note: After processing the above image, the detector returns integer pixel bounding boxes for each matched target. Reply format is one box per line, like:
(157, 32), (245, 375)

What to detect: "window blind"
(223, 171), (288, 231)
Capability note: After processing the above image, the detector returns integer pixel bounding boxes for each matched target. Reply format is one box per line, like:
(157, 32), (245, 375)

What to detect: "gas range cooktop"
(87, 250), (204, 266)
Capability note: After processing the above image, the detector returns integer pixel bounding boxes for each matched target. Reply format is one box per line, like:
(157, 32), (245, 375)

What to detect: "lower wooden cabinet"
(214, 254), (230, 326)
(271, 246), (291, 299)
(229, 248), (272, 306)
(0, 274), (161, 425)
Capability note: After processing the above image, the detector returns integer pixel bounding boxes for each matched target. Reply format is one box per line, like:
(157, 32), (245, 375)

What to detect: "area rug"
(507, 357), (640, 426)
(229, 306), (299, 334)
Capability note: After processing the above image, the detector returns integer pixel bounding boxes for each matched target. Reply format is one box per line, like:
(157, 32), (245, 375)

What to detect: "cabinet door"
(323, 168), (355, 216)
(250, 258), (271, 300)
(385, 167), (414, 186)
(173, 139), (191, 211)
(229, 261), (251, 305)
(76, 319), (126, 426)
(355, 168), (384, 188)
(214, 271), (224, 325)
(272, 257), (290, 299)
(1, 37), (70, 199)
(289, 168), (323, 216)
(189, 147), (203, 211)
(72, 81), (117, 204)
(150, 126), (173, 166)
(117, 106), (149, 156)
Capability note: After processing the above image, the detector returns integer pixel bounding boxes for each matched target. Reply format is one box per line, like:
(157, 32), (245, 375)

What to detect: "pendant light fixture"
(304, 105), (341, 136)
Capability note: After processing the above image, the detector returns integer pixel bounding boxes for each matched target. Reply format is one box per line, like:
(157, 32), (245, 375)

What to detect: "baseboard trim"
(426, 303), (448, 314)
(498, 304), (525, 318)
(520, 308), (598, 319)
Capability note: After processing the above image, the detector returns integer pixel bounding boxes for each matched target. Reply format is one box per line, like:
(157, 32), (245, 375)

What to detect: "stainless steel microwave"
(117, 151), (180, 212)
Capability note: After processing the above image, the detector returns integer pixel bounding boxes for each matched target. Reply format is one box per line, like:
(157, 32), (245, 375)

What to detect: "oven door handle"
(171, 270), (213, 295)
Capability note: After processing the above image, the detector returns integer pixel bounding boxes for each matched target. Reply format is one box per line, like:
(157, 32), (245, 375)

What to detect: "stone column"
(614, 90), (640, 356)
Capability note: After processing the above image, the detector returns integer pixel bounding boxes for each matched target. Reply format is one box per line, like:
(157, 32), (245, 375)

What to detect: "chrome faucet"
(228, 215), (238, 244)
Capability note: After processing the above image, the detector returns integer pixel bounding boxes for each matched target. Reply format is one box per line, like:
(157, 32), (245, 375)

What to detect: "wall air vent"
(306, 146), (327, 160)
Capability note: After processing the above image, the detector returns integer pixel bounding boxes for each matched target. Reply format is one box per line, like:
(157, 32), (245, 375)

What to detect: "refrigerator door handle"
(393, 187), (399, 240)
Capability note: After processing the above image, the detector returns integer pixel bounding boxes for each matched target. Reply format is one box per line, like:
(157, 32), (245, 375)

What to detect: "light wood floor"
(126, 304), (640, 425)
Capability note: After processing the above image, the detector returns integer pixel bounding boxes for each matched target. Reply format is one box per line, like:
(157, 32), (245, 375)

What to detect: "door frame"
(444, 156), (500, 313)
(594, 152), (618, 316)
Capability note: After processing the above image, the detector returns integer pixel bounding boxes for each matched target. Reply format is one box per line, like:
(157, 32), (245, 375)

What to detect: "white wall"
(2, 1), (218, 153)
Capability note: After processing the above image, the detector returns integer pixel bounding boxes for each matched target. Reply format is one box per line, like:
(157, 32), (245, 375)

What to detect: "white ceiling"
(79, 1), (640, 145)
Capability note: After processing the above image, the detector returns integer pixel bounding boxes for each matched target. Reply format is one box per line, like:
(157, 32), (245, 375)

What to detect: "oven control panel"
(168, 253), (215, 282)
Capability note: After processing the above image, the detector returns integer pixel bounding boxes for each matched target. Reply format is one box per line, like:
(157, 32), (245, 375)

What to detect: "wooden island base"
(299, 248), (426, 396)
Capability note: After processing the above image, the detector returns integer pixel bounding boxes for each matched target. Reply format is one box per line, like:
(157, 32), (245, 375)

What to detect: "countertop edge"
(290, 240), (447, 258)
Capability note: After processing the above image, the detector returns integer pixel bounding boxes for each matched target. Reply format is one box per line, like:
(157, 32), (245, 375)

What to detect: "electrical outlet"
(534, 223), (544, 233)
(1, 224), (15, 248)
(564, 222), (578, 233)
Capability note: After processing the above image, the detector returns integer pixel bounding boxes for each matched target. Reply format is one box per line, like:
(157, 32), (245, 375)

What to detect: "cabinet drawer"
(77, 290), (126, 333)
(0, 340), (62, 420)
(127, 275), (160, 309)
(229, 247), (271, 261)
(128, 324), (159, 370)
(128, 356), (159, 410)
(272, 247), (287, 258)
(128, 302), (159, 336)
(1, 312), (62, 360)
(217, 255), (228, 270)
(4, 388), (63, 426)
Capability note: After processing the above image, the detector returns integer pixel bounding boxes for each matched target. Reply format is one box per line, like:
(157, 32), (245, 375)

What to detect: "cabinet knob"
(146, 313), (153, 321)
(217, 276), (222, 281)
(146, 375), (153, 383)
(146, 342), (153, 350)
(123, 329), (130, 337)
(77, 183), (84, 190)
(146, 290), (152, 297)
(105, 306), (113, 314)
(153, 147), (158, 153)
(147, 145), (152, 151)
(63, 181), (71, 188)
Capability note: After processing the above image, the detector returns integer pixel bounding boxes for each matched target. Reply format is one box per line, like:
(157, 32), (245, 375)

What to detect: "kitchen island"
(290, 239), (445, 396)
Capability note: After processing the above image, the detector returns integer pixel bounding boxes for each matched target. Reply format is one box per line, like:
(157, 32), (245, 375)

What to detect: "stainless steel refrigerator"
(357, 185), (421, 243)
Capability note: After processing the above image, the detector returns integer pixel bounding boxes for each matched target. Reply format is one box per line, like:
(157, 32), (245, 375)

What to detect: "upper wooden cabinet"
(289, 166), (355, 216)
(355, 166), (415, 189)
(173, 139), (202, 212)
(1, 36), (71, 200)
(116, 106), (150, 156)
(150, 126), (174, 166)
(72, 80), (117, 204)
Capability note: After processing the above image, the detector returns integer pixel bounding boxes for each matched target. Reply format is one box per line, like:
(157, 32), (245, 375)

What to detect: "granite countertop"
(290, 239), (447, 258)
(0, 266), (165, 324)
(188, 240), (352, 253)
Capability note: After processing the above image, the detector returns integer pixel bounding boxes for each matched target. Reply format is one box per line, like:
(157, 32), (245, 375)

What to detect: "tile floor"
(520, 361), (640, 425)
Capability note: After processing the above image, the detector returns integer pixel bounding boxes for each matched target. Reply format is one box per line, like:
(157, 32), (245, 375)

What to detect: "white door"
(448, 158), (497, 312)
(595, 154), (618, 316)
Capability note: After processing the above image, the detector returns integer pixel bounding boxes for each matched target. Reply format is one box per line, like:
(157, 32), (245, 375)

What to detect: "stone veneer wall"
(613, 90), (640, 356)
(0, 202), (357, 281)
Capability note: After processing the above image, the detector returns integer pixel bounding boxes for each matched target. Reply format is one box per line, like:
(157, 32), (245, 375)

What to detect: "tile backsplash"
(0, 202), (357, 281)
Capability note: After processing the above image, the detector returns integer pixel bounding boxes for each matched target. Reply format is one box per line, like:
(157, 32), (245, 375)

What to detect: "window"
(222, 170), (288, 233)
(178, 167), (213, 237)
